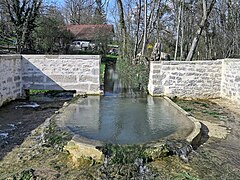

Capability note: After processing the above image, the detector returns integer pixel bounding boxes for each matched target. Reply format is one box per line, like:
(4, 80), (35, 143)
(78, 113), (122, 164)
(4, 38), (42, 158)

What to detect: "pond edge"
(51, 96), (202, 163)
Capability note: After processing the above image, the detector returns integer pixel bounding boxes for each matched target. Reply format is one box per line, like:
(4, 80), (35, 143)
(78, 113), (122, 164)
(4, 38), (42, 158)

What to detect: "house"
(66, 24), (114, 46)
(66, 24), (114, 52)
(66, 24), (114, 41)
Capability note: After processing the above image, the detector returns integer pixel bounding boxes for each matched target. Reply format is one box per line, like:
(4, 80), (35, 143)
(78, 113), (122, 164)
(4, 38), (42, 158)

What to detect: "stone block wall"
(22, 55), (101, 94)
(148, 60), (223, 99)
(221, 59), (240, 104)
(0, 55), (22, 106)
(1, 54), (240, 107)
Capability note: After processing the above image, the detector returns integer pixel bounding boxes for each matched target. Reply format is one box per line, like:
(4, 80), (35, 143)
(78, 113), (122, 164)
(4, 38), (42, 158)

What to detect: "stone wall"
(22, 55), (101, 94)
(0, 55), (22, 106)
(148, 60), (223, 99)
(1, 55), (239, 107)
(221, 59), (240, 104)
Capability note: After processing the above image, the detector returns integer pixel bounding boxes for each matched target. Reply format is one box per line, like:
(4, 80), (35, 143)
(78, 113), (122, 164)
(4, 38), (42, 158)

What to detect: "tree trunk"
(141, 0), (147, 56)
(174, 1), (182, 61)
(133, 0), (142, 58)
(186, 0), (216, 61)
(180, 1), (184, 61)
(4, 0), (42, 53)
(116, 0), (127, 58)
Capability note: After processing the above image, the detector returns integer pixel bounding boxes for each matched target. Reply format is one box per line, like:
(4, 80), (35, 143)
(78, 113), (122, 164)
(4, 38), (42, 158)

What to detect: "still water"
(61, 96), (194, 144)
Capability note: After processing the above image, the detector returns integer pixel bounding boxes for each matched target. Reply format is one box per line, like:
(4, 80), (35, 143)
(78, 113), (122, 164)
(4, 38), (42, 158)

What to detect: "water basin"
(57, 96), (194, 145)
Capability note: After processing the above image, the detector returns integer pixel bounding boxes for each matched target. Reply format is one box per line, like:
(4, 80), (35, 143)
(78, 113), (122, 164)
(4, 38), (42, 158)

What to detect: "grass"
(201, 110), (221, 118)
(175, 99), (224, 120)
(193, 101), (209, 108)
(29, 89), (51, 94)
(100, 63), (105, 85)
(102, 54), (118, 63)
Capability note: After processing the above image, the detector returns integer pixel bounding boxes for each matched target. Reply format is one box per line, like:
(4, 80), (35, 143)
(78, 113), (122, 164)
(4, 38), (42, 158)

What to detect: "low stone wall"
(1, 55), (239, 107)
(22, 55), (101, 94)
(221, 59), (240, 104)
(148, 60), (223, 99)
(0, 54), (101, 107)
(0, 55), (22, 106)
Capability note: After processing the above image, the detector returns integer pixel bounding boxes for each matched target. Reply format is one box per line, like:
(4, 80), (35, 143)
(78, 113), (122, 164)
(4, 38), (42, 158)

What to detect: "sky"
(47, 0), (116, 23)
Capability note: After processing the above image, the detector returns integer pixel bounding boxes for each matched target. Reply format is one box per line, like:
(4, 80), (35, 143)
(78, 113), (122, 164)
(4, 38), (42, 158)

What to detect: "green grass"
(193, 101), (209, 108)
(102, 55), (118, 63)
(100, 63), (105, 84)
(29, 90), (50, 94)
(105, 54), (118, 59)
(201, 110), (221, 118)
(29, 90), (67, 95)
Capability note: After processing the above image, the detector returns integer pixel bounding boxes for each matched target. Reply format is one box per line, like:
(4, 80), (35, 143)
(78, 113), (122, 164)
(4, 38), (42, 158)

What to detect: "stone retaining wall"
(22, 55), (101, 94)
(1, 55), (239, 107)
(148, 60), (223, 99)
(0, 55), (101, 106)
(221, 59), (240, 104)
(0, 55), (22, 106)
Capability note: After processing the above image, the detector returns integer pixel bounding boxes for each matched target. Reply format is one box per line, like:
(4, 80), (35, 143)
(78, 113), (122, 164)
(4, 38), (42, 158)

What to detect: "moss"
(11, 168), (36, 180)
(102, 144), (149, 164)
(43, 121), (72, 151)
(174, 172), (200, 180)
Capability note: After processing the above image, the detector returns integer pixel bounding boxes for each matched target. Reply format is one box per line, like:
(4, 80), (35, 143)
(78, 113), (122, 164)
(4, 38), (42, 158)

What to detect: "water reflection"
(64, 96), (193, 144)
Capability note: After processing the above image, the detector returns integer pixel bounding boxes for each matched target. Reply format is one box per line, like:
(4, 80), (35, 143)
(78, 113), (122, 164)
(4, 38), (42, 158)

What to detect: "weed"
(182, 107), (194, 112)
(44, 122), (72, 151)
(174, 172), (200, 180)
(102, 144), (148, 164)
(12, 168), (36, 180)
(201, 110), (220, 117)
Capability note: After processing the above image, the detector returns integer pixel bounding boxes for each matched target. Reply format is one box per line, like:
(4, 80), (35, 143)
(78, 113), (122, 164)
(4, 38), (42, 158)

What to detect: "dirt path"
(174, 98), (240, 179)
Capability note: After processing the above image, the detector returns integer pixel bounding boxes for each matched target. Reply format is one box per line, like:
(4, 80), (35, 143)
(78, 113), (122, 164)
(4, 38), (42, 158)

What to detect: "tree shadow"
(192, 122), (209, 150)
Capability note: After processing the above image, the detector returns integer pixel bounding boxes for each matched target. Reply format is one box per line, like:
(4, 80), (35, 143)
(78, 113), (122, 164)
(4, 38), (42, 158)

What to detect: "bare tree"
(116, 0), (127, 57)
(186, 0), (216, 61)
(141, 0), (147, 55)
(4, 0), (42, 52)
(64, 0), (106, 24)
(133, 0), (142, 58)
(174, 0), (182, 61)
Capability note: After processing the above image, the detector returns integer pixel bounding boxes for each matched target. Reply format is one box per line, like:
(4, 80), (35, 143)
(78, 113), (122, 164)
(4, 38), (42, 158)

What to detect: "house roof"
(65, 24), (114, 41)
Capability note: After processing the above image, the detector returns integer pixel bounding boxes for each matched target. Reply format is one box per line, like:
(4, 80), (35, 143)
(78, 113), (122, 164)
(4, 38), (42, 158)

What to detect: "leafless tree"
(116, 0), (127, 57)
(64, 0), (106, 24)
(3, 0), (42, 52)
(186, 0), (216, 61)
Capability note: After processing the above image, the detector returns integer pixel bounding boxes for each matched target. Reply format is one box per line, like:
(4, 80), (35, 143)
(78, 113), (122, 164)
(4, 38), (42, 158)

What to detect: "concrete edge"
(72, 134), (104, 147)
(163, 97), (202, 144)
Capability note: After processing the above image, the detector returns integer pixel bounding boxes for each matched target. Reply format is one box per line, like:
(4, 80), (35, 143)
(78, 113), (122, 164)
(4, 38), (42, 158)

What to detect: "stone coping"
(21, 54), (101, 59)
(163, 97), (202, 144)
